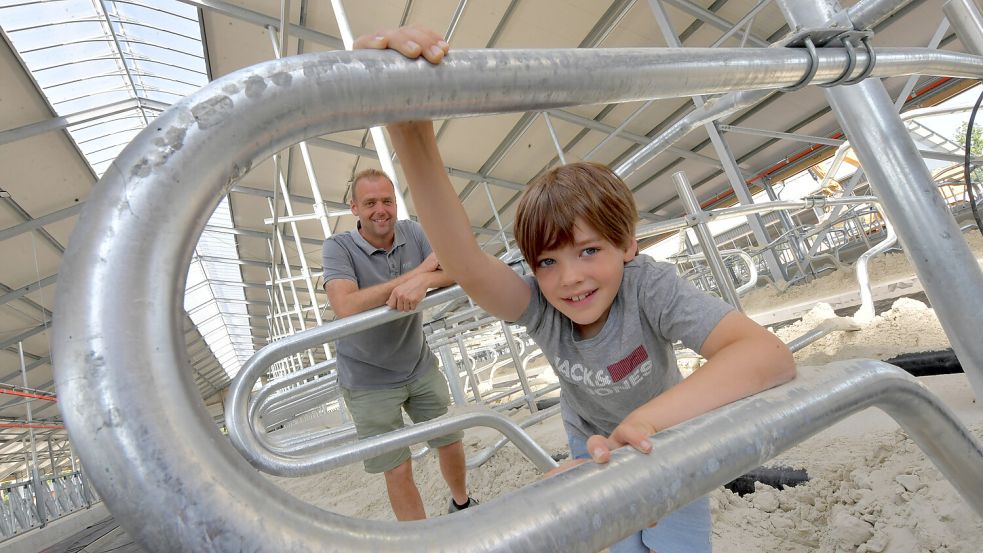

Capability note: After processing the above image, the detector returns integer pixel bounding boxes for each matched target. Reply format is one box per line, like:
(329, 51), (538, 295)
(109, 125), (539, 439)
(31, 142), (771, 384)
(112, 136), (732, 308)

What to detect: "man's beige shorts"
(341, 366), (464, 473)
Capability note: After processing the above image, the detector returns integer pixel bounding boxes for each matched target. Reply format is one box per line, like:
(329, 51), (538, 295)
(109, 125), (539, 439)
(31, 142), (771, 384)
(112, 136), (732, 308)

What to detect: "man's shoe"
(448, 496), (478, 513)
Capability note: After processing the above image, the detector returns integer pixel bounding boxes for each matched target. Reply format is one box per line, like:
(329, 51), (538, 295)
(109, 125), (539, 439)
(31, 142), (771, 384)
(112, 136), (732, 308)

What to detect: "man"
(321, 168), (475, 521)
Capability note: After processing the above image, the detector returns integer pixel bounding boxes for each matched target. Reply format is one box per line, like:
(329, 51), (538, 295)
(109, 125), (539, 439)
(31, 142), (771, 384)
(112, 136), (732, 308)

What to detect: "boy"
(358, 26), (795, 552)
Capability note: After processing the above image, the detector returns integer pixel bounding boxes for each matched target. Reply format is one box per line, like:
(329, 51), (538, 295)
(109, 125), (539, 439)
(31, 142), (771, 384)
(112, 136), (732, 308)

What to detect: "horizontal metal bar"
(203, 224), (323, 247)
(663, 0), (769, 46)
(266, 273), (313, 286)
(546, 108), (732, 170)
(0, 324), (48, 351)
(718, 124), (845, 146)
(0, 274), (57, 306)
(0, 203), (84, 242)
(262, 212), (319, 225)
(0, 98), (140, 145)
(175, 0), (344, 49)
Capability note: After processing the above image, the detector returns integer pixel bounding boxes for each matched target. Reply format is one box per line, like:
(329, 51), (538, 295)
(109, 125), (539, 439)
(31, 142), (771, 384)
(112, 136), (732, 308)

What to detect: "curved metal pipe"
(266, 424), (355, 453)
(254, 359), (336, 403)
(786, 317), (862, 353)
(616, 89), (774, 176)
(414, 383), (562, 461)
(256, 376), (337, 422)
(853, 209), (898, 323)
(54, 47), (983, 552)
(466, 404), (562, 469)
(257, 385), (339, 431)
(848, 0), (924, 30)
(244, 407), (557, 477)
(254, 373), (336, 416)
(673, 249), (760, 295)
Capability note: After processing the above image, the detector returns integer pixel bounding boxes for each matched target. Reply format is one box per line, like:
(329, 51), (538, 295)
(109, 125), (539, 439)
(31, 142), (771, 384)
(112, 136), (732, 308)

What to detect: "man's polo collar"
(352, 220), (406, 255)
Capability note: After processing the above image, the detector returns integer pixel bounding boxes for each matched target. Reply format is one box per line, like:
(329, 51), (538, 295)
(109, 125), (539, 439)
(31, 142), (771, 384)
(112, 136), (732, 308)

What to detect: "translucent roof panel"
(1, 0), (254, 380)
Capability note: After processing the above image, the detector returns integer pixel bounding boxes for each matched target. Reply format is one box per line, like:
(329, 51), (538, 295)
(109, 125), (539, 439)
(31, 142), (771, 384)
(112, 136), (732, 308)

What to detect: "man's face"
(351, 176), (398, 246)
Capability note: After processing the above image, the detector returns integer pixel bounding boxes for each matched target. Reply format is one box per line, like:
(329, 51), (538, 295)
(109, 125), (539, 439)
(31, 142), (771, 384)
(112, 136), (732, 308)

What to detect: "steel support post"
(19, 343), (46, 526)
(648, 0), (788, 285)
(779, 0), (983, 403)
(456, 335), (483, 402)
(271, 173), (331, 359)
(68, 445), (91, 508)
(481, 181), (512, 254)
(330, 0), (409, 220)
(437, 345), (468, 406)
(682, 232), (713, 292)
(47, 438), (56, 476)
(762, 176), (810, 277)
(542, 112), (567, 164)
(266, 233), (315, 366)
(266, 27), (336, 360)
(674, 172), (744, 310)
(500, 321), (538, 413)
(944, 0), (983, 62)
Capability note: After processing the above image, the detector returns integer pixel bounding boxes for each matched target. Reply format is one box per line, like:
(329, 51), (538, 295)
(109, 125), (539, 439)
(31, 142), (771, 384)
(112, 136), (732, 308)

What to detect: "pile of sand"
(713, 421), (983, 553)
(774, 297), (951, 366)
(742, 232), (983, 315)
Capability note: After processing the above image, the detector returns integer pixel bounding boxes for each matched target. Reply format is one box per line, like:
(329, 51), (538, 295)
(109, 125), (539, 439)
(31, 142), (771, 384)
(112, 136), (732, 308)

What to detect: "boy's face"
(533, 218), (637, 339)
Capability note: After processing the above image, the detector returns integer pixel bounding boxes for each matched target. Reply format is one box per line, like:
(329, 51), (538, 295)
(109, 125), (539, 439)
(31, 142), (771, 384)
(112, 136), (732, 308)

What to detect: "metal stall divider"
(53, 8), (983, 550)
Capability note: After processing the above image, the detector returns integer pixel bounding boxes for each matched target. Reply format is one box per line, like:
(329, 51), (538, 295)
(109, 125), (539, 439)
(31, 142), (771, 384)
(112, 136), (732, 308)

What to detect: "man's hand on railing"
(387, 273), (429, 311)
(385, 253), (450, 311)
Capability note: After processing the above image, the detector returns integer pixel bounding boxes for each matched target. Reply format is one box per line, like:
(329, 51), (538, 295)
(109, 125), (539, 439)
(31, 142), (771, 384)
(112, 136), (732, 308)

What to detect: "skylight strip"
(112, 0), (198, 23)
(17, 38), (118, 56)
(18, 36), (204, 62)
(5, 17), (109, 33)
(2, 0), (253, 383)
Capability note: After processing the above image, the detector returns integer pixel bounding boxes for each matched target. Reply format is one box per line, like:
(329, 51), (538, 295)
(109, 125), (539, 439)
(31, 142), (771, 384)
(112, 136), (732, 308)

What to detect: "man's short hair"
(514, 161), (637, 268)
(350, 168), (393, 202)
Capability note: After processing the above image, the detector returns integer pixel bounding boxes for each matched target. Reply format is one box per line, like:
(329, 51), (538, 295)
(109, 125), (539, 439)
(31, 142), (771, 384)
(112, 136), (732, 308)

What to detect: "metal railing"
(0, 471), (98, 541)
(51, 29), (983, 552)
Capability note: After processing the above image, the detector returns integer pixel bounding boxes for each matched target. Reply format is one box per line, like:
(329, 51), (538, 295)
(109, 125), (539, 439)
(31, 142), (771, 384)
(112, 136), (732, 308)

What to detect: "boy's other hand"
(585, 419), (654, 464)
(353, 25), (449, 64)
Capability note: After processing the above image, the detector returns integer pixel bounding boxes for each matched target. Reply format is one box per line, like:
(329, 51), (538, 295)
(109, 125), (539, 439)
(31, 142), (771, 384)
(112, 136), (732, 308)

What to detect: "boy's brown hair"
(514, 161), (638, 268)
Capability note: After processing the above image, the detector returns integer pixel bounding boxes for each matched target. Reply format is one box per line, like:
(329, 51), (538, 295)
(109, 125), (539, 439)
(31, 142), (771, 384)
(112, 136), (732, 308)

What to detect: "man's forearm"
(424, 268), (455, 290)
(330, 270), (422, 317)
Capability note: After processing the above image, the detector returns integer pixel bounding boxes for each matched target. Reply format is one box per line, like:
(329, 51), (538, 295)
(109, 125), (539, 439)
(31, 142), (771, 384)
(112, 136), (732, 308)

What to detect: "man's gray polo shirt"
(321, 219), (438, 390)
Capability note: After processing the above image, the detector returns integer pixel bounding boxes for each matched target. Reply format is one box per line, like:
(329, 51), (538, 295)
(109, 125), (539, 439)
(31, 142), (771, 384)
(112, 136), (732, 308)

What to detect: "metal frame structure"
(0, 0), (981, 548)
(48, 0), (983, 545)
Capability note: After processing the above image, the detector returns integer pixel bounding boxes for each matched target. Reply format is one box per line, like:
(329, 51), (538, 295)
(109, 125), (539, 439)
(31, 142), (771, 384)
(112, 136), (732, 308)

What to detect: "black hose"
(963, 84), (983, 239)
(725, 465), (810, 496)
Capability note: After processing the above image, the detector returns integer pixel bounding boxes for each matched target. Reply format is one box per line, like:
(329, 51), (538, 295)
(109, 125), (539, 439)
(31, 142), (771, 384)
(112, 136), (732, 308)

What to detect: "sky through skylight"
(1, 0), (255, 379)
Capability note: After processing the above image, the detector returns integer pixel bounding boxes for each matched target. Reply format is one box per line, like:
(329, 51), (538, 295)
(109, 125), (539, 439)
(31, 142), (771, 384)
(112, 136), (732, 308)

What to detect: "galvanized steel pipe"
(54, 46), (983, 552)
(781, 0), (983, 403)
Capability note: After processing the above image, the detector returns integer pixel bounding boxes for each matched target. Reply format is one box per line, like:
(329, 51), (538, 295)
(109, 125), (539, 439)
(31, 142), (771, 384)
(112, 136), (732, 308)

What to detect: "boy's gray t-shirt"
(321, 219), (438, 390)
(514, 255), (733, 439)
